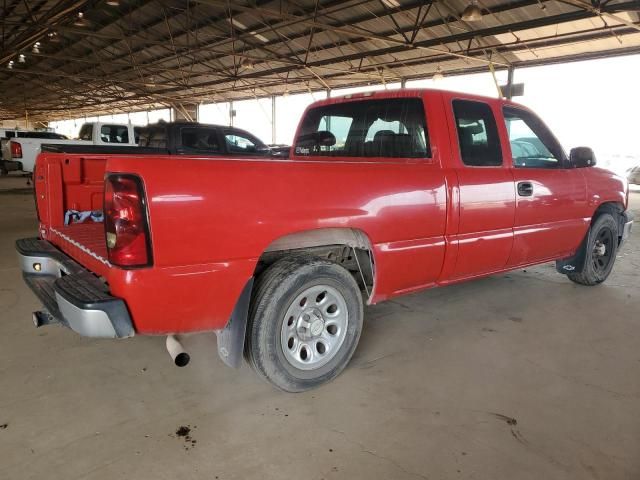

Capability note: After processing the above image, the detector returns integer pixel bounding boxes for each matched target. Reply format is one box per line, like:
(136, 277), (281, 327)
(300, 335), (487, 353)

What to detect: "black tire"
(568, 213), (619, 286)
(245, 255), (363, 392)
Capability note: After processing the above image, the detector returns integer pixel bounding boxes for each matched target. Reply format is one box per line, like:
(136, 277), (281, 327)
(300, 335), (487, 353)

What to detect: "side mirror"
(570, 147), (596, 168)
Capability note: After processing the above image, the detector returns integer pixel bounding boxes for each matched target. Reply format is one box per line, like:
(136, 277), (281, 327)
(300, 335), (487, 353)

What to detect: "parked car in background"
(43, 122), (289, 158)
(136, 121), (287, 156)
(1, 122), (136, 174)
(1, 130), (68, 174)
(627, 165), (640, 185)
(17, 89), (633, 392)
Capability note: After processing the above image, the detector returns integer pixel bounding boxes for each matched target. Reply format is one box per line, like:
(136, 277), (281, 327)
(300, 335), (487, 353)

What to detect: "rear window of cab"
(295, 98), (430, 159)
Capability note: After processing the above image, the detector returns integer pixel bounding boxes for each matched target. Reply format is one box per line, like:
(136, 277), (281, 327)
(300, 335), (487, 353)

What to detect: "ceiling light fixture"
(432, 66), (444, 81)
(32, 42), (41, 54)
(240, 57), (255, 70)
(18, 54), (26, 63)
(226, 18), (269, 43)
(48, 31), (60, 42)
(7, 61), (14, 69)
(461, 0), (483, 22)
(74, 12), (87, 27)
(381, 0), (401, 8)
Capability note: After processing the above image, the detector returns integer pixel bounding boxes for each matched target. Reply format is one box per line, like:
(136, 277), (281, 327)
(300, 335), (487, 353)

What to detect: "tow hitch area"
(32, 311), (61, 328)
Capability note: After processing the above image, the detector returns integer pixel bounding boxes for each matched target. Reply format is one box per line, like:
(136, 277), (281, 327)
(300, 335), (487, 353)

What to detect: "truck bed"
(34, 152), (111, 277)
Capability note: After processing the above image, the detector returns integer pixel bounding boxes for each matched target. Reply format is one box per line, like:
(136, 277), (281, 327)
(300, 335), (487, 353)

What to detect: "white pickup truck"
(0, 130), (68, 174)
(1, 122), (137, 174)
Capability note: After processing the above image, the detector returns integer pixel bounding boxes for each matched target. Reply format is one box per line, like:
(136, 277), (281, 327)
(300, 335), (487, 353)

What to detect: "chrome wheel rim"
(280, 284), (349, 371)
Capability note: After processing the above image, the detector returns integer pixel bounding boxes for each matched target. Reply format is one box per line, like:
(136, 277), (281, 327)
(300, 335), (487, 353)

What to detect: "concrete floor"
(0, 174), (638, 480)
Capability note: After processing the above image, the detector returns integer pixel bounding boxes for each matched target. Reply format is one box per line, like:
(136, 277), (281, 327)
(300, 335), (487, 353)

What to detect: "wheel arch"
(592, 201), (627, 241)
(258, 227), (376, 303)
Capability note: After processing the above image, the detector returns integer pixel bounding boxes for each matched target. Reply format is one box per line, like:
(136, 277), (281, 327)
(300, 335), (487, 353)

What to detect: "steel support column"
(271, 95), (276, 144)
(506, 66), (515, 100)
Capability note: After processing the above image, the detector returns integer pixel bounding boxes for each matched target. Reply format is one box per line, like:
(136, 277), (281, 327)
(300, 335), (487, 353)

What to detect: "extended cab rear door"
(440, 93), (516, 280)
(499, 105), (589, 266)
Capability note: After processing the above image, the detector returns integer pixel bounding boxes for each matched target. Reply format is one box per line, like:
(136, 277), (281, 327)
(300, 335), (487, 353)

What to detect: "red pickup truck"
(17, 89), (633, 392)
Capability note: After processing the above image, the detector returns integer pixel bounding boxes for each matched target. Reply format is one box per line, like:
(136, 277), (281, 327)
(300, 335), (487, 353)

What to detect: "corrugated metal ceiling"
(0, 0), (639, 120)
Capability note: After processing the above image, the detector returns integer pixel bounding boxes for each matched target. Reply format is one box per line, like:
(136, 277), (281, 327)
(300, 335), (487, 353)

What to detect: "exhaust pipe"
(166, 335), (190, 367)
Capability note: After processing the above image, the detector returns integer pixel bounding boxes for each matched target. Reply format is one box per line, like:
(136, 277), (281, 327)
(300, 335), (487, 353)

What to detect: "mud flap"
(215, 278), (254, 368)
(556, 230), (590, 274)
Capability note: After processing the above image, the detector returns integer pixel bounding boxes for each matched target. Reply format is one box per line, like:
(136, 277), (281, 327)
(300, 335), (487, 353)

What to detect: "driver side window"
(503, 107), (566, 169)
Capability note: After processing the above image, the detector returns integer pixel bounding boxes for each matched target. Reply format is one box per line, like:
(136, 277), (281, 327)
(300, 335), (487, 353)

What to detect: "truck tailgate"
(47, 223), (111, 278)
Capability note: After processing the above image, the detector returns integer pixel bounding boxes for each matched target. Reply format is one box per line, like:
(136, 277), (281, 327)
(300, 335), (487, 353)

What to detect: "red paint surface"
(33, 89), (628, 335)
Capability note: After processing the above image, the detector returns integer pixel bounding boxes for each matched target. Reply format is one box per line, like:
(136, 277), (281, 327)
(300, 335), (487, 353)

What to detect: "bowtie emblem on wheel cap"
(298, 309), (324, 339)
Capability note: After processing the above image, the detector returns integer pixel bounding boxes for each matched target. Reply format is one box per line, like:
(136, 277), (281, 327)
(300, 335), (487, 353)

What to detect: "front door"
(501, 106), (589, 266)
(445, 97), (516, 280)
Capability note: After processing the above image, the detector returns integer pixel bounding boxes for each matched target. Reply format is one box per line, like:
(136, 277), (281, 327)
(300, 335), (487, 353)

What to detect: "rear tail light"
(10, 141), (22, 158)
(104, 174), (152, 268)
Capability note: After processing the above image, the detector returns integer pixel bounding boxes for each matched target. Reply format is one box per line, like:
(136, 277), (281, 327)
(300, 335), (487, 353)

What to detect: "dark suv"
(138, 122), (288, 157)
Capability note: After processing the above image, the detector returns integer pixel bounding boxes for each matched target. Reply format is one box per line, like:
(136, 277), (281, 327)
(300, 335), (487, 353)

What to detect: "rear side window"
(181, 127), (220, 151)
(295, 98), (429, 158)
(452, 100), (502, 167)
(78, 124), (93, 141)
(138, 127), (167, 148)
(100, 124), (129, 143)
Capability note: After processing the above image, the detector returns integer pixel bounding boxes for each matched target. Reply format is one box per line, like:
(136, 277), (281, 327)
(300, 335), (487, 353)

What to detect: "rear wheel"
(568, 213), (618, 286)
(246, 255), (363, 392)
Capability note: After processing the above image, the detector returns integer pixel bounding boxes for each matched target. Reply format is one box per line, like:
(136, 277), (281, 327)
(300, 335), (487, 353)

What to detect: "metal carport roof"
(1, 0), (639, 121)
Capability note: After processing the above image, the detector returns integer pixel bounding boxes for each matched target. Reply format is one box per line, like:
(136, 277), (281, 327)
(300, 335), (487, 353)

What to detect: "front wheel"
(568, 213), (619, 286)
(245, 256), (363, 392)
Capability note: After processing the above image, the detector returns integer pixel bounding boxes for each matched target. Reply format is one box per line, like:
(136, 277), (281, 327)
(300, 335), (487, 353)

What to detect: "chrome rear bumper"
(16, 238), (134, 338)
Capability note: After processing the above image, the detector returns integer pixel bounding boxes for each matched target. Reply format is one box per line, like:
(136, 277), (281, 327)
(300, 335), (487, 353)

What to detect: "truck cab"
(137, 121), (281, 156)
(77, 122), (137, 146)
